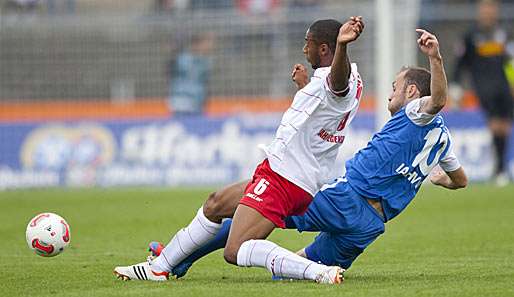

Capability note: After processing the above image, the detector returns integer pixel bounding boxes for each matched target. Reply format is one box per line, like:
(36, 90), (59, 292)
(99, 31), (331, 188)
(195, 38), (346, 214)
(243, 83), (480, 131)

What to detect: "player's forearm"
(428, 55), (448, 113)
(436, 176), (462, 190)
(439, 167), (468, 190)
(329, 43), (351, 93)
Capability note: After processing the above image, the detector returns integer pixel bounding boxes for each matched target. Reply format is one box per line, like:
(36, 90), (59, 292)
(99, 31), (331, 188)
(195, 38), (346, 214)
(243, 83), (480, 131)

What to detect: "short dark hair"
(401, 66), (431, 97)
(308, 19), (342, 54)
(479, 0), (498, 6)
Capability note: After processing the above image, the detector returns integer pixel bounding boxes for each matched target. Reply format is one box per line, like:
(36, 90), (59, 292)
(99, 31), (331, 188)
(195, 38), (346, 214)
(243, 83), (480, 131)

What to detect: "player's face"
(478, 1), (498, 28)
(303, 30), (321, 69)
(387, 71), (408, 115)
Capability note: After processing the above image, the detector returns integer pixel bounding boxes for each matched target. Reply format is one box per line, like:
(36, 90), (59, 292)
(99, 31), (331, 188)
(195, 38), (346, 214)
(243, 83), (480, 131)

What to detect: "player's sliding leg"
(170, 214), (343, 280)
(114, 205), (223, 281)
(148, 220), (232, 278)
(150, 180), (247, 273)
(171, 219), (232, 278)
(114, 181), (247, 281)
(225, 205), (343, 284)
(149, 206), (223, 273)
(237, 239), (344, 284)
(152, 180), (246, 273)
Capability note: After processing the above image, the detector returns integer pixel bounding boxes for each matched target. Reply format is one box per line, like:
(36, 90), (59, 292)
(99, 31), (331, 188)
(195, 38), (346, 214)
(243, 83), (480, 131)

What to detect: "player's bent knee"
(203, 191), (223, 222)
(223, 245), (238, 265)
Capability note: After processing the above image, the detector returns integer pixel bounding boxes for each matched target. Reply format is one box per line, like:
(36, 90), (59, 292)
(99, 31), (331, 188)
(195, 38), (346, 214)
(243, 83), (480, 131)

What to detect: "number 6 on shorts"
(253, 178), (270, 195)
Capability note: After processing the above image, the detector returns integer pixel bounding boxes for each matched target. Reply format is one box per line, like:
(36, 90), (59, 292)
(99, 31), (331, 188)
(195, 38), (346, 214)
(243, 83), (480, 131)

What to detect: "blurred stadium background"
(0, 0), (513, 189)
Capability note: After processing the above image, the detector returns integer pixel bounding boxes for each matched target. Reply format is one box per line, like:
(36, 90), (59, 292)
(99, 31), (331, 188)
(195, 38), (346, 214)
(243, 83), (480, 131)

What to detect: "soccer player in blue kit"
(150, 28), (468, 281)
(284, 28), (468, 270)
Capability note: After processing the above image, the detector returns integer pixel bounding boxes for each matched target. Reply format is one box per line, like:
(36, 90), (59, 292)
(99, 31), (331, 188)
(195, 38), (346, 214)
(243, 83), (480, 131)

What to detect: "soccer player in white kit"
(114, 16), (365, 284)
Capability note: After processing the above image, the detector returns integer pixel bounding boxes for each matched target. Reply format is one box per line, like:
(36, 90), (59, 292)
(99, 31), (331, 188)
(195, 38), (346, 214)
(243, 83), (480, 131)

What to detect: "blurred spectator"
(451, 0), (514, 186)
(3, 0), (39, 14)
(289, 0), (320, 8)
(155, 0), (189, 13)
(168, 33), (215, 115)
(236, 0), (280, 15)
(46, 0), (74, 14)
(191, 0), (232, 10)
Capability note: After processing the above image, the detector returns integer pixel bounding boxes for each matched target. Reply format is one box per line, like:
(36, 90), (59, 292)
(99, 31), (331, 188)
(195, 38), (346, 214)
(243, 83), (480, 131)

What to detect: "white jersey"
(263, 63), (363, 196)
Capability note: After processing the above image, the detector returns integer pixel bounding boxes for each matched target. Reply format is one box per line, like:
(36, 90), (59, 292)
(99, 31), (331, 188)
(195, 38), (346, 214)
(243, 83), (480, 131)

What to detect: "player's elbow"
(432, 100), (446, 111)
(454, 175), (468, 189)
(447, 167), (467, 189)
(452, 173), (468, 189)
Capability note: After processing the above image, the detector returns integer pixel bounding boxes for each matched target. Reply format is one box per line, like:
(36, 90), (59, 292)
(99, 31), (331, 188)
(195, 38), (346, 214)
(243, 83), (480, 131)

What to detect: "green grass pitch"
(1, 185), (513, 297)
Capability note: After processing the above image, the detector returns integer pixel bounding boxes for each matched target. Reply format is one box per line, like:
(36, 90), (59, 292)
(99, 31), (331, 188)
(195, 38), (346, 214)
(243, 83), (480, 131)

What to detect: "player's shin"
(236, 239), (329, 281)
(152, 207), (222, 272)
(172, 219), (232, 278)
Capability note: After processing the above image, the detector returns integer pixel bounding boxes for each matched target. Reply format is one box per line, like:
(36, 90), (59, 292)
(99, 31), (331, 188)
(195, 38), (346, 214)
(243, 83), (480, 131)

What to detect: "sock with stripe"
(172, 218), (232, 277)
(236, 239), (327, 281)
(151, 207), (222, 272)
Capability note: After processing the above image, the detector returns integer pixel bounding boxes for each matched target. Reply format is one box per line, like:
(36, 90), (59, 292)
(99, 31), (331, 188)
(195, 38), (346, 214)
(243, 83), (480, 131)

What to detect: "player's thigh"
(287, 181), (357, 233)
(493, 90), (514, 121)
(203, 180), (249, 222)
(477, 89), (513, 121)
(223, 204), (275, 264)
(286, 194), (340, 232)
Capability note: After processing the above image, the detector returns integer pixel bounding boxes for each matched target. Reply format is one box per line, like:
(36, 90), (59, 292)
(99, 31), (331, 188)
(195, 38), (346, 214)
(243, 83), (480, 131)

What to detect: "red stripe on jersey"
(300, 90), (323, 101)
(356, 78), (363, 100)
(337, 112), (351, 131)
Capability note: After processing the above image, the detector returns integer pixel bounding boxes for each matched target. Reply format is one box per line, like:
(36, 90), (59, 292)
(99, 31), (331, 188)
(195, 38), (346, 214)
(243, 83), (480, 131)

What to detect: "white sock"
(236, 239), (327, 281)
(151, 207), (222, 272)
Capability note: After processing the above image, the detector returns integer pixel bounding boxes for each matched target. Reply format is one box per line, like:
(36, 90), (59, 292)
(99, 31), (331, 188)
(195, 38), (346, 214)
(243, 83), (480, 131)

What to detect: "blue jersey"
(345, 98), (459, 221)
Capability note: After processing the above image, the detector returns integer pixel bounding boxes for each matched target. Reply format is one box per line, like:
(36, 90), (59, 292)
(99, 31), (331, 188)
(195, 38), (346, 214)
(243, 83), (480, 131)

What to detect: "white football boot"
(114, 258), (169, 281)
(315, 266), (345, 284)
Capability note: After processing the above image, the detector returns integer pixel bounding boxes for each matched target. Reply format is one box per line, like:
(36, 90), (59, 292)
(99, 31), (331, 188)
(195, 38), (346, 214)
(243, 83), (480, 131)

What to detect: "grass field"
(0, 184), (513, 297)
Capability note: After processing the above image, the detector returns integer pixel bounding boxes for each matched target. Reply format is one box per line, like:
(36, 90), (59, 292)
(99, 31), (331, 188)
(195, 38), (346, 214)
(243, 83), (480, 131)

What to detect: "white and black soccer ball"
(26, 213), (71, 257)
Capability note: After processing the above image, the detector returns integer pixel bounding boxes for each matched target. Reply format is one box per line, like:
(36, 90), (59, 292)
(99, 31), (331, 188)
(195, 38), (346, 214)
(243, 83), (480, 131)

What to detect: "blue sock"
(171, 219), (232, 278)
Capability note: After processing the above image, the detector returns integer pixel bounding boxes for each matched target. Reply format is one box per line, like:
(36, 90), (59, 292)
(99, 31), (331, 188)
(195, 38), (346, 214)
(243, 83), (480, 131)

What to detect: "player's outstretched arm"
(430, 167), (468, 190)
(417, 29), (448, 115)
(329, 16), (364, 94)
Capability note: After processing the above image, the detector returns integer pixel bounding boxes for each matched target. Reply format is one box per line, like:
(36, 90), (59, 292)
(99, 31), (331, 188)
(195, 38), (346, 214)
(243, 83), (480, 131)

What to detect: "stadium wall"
(0, 111), (511, 190)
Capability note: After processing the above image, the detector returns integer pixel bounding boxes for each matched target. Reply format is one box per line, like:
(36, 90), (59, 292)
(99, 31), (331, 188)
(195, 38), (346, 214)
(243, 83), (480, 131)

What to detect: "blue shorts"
(285, 178), (385, 269)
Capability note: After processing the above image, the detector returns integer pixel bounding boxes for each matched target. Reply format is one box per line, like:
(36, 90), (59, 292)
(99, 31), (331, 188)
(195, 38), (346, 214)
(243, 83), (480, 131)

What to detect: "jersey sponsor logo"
(317, 128), (345, 143)
(318, 77), (362, 141)
(395, 163), (423, 188)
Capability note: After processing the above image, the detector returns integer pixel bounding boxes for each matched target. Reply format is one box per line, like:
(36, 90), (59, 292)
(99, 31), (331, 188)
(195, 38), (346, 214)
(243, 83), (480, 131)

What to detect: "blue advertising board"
(0, 111), (512, 189)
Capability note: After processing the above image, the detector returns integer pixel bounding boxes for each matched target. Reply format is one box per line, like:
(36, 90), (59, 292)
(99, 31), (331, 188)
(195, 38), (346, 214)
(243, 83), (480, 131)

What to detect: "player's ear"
(319, 44), (329, 56)
(406, 84), (419, 98)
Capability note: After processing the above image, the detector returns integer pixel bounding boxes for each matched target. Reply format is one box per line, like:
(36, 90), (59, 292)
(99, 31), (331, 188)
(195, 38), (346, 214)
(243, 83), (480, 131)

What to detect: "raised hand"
(416, 29), (441, 58)
(337, 16), (364, 45)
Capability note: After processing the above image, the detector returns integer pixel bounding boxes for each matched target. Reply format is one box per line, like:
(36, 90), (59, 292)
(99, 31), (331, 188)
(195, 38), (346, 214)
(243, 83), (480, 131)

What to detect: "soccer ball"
(26, 213), (71, 257)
